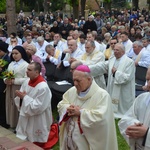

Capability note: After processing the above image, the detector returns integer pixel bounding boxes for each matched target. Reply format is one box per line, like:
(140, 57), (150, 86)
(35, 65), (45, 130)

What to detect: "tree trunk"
(72, 0), (79, 20)
(6, 0), (17, 35)
(80, 0), (86, 17)
(132, 0), (139, 10)
(104, 2), (111, 10)
(43, 0), (49, 13)
(36, 0), (40, 13)
(20, 0), (23, 11)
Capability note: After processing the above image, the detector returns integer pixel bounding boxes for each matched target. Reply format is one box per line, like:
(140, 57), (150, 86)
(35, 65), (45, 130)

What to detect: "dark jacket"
(0, 54), (10, 92)
(58, 23), (73, 39)
(83, 20), (97, 35)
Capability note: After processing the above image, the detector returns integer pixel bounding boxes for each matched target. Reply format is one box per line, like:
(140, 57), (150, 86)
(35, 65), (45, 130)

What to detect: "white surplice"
(118, 92), (150, 150)
(79, 48), (106, 89)
(14, 79), (53, 142)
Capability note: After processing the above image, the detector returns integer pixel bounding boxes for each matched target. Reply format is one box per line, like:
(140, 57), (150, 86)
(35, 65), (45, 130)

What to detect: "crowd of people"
(0, 7), (150, 149)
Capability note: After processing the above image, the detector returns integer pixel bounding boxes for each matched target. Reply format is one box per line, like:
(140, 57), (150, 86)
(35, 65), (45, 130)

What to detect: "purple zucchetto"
(75, 65), (91, 73)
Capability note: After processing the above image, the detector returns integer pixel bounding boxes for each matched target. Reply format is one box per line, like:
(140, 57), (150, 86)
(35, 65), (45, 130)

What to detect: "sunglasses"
(110, 43), (117, 45)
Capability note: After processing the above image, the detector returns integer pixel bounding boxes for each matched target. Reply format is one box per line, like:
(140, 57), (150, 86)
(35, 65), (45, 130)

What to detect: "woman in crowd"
(128, 27), (136, 42)
(4, 46), (30, 128)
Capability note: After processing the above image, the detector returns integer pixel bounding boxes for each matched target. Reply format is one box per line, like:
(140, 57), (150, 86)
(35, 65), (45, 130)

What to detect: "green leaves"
(0, 0), (6, 12)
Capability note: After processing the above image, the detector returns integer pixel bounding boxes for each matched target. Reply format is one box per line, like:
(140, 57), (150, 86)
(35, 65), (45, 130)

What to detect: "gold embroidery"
(112, 99), (119, 104)
(54, 50), (60, 59)
(104, 48), (112, 60)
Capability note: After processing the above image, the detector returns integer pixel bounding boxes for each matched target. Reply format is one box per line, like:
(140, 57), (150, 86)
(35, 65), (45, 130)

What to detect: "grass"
(115, 119), (130, 150)
(52, 109), (130, 150)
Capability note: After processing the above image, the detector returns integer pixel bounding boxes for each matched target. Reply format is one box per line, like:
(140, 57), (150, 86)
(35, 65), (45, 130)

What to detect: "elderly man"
(90, 43), (135, 118)
(14, 62), (53, 143)
(58, 65), (118, 150)
(75, 40), (106, 89)
(45, 44), (62, 65)
(135, 37), (150, 68)
(35, 36), (49, 61)
(61, 39), (83, 67)
(58, 17), (73, 39)
(130, 41), (143, 61)
(118, 67), (150, 150)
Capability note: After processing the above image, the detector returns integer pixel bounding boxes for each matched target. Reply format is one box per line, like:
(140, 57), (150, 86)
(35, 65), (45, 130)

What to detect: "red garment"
(34, 123), (59, 149)
(28, 75), (45, 87)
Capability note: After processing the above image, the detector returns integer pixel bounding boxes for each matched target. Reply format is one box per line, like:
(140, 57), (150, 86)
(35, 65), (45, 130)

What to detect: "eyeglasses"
(110, 43), (117, 45)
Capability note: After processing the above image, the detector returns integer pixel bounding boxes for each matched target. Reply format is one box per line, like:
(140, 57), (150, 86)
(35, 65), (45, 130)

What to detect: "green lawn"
(52, 109), (130, 150)
(115, 119), (130, 150)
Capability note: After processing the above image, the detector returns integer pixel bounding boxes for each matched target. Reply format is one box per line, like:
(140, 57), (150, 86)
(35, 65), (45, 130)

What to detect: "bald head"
(68, 39), (77, 52)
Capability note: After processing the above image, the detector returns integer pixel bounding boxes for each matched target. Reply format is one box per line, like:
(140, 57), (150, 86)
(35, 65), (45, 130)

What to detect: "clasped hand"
(126, 123), (148, 139)
(15, 90), (27, 99)
(67, 105), (81, 116)
(5, 79), (14, 85)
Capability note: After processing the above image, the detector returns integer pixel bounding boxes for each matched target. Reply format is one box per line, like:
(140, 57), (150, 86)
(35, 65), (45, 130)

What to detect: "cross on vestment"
(35, 129), (42, 136)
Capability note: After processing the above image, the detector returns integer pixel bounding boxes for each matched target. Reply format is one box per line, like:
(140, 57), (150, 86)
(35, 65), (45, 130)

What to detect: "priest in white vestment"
(77, 40), (106, 89)
(61, 39), (83, 67)
(118, 67), (150, 150)
(14, 62), (53, 143)
(57, 65), (118, 150)
(89, 43), (135, 118)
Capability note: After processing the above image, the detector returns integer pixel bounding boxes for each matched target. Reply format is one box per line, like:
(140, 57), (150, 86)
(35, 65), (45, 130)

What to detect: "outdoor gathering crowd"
(0, 7), (150, 150)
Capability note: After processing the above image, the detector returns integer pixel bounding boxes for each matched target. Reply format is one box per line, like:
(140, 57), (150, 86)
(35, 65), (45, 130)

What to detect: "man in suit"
(58, 17), (73, 40)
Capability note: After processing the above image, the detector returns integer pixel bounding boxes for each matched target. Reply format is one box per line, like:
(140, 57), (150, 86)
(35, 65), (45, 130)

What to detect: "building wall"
(86, 0), (100, 10)
(81, 0), (148, 11)
(138, 0), (148, 9)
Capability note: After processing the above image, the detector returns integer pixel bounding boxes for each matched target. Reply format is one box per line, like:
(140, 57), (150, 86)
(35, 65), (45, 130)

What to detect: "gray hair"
(85, 40), (95, 47)
(73, 30), (79, 34)
(37, 36), (44, 42)
(27, 44), (37, 54)
(144, 27), (150, 34)
(84, 72), (92, 78)
(45, 44), (54, 50)
(115, 43), (125, 51)
(142, 37), (150, 42)
(92, 31), (98, 38)
(104, 32), (111, 37)
(133, 41), (143, 47)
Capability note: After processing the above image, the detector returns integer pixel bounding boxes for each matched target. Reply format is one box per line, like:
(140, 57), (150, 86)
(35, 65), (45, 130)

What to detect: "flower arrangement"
(0, 70), (15, 79)
(0, 59), (8, 67)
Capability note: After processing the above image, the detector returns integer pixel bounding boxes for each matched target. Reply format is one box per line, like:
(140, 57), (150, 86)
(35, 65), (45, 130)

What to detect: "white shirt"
(35, 40), (49, 62)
